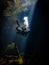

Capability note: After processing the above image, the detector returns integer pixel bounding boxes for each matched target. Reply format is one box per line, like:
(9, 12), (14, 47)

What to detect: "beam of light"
(28, 0), (38, 28)
(16, 0), (38, 54)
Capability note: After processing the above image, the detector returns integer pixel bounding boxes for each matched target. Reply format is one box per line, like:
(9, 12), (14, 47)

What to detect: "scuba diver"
(16, 19), (30, 33)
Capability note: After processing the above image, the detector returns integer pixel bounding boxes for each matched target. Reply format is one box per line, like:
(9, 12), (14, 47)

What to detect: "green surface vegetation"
(4, 10), (11, 16)
(4, 0), (23, 16)
(0, 55), (24, 65)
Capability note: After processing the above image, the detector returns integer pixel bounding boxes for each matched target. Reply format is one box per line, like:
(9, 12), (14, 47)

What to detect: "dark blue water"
(1, 1), (37, 55)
